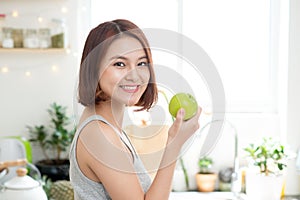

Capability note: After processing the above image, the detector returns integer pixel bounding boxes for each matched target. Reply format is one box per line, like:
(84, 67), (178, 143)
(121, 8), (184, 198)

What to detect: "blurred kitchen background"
(0, 0), (299, 197)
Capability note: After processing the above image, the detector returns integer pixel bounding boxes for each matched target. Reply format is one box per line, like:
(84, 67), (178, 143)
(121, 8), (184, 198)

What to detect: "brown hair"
(78, 19), (157, 111)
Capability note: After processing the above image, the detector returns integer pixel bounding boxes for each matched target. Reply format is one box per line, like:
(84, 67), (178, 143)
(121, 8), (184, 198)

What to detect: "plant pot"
(246, 170), (284, 200)
(35, 159), (70, 182)
(195, 172), (217, 192)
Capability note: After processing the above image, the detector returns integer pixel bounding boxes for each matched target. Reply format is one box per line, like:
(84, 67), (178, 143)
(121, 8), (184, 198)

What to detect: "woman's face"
(99, 36), (150, 106)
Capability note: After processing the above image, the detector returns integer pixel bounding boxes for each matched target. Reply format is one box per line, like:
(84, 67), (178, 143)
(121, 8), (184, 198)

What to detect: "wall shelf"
(0, 48), (69, 54)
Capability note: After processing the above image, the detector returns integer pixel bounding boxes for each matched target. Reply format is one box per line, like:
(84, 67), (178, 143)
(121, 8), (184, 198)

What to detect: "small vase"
(195, 172), (217, 192)
(246, 170), (284, 200)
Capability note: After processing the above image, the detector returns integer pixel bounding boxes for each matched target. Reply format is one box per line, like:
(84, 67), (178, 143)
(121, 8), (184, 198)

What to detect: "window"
(89, 0), (283, 113)
(182, 0), (277, 113)
(90, 0), (178, 31)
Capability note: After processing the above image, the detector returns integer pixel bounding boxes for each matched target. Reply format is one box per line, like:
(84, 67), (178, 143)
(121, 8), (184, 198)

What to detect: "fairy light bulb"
(51, 65), (59, 72)
(66, 48), (71, 54)
(12, 10), (19, 18)
(72, 51), (78, 57)
(61, 7), (68, 13)
(25, 71), (31, 77)
(1, 67), (9, 73)
(37, 16), (43, 23)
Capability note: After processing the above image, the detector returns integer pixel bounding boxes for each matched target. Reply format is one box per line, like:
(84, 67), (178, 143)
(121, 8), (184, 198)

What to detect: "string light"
(12, 10), (19, 17)
(37, 16), (43, 23)
(25, 71), (31, 77)
(0, 6), (74, 78)
(72, 52), (78, 57)
(51, 65), (59, 72)
(1, 67), (9, 73)
(61, 7), (68, 13)
(66, 48), (71, 54)
(0, 63), (63, 77)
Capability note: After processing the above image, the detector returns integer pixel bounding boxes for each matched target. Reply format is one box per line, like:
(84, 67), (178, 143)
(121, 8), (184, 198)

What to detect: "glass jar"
(2, 27), (14, 48)
(51, 18), (66, 48)
(0, 14), (6, 48)
(12, 28), (23, 48)
(38, 28), (51, 48)
(23, 29), (39, 48)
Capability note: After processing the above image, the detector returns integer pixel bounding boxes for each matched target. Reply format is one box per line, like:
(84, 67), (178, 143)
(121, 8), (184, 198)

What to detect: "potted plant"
(195, 156), (217, 192)
(27, 102), (76, 181)
(244, 137), (288, 200)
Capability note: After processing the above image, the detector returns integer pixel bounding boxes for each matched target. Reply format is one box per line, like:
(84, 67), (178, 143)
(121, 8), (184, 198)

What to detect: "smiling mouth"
(120, 85), (140, 93)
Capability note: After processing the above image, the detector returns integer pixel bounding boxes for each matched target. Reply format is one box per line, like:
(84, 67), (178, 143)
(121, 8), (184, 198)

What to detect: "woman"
(69, 19), (201, 200)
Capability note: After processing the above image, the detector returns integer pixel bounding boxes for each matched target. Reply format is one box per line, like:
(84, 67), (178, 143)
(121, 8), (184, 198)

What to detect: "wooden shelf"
(0, 48), (68, 53)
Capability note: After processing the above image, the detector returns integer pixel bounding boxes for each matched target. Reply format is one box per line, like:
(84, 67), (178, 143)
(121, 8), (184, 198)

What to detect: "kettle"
(0, 159), (47, 200)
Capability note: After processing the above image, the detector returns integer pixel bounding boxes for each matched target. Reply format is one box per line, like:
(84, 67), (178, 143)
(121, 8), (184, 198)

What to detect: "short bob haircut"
(78, 19), (158, 111)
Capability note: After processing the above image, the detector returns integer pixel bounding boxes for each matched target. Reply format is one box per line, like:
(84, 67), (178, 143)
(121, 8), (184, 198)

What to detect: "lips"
(120, 85), (140, 93)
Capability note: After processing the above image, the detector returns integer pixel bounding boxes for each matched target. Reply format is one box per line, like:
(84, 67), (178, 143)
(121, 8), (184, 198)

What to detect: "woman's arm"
(145, 107), (201, 200)
(77, 107), (201, 200)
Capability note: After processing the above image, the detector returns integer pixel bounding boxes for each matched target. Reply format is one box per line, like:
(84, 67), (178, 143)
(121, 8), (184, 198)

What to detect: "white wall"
(0, 0), (80, 161)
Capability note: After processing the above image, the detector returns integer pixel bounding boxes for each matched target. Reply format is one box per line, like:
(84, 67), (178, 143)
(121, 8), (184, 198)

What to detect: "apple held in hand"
(169, 93), (198, 120)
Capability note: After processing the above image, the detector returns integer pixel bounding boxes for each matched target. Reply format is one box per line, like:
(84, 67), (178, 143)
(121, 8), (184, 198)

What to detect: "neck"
(91, 100), (125, 132)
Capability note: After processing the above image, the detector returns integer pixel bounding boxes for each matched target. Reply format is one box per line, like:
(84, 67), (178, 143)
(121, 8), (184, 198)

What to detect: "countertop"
(169, 192), (300, 200)
(282, 195), (300, 200)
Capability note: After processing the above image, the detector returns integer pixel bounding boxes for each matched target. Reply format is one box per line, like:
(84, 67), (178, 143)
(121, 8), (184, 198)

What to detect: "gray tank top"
(69, 115), (151, 200)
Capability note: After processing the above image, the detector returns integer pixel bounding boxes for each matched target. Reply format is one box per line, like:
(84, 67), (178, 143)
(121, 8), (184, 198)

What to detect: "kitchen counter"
(169, 192), (300, 200)
(282, 195), (300, 200)
(169, 192), (246, 200)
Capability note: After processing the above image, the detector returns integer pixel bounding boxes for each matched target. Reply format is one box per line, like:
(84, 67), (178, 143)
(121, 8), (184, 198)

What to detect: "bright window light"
(182, 0), (274, 112)
(90, 0), (282, 113)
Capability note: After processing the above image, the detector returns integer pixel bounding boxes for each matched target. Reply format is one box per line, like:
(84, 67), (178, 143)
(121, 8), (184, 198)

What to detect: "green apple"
(168, 93), (198, 120)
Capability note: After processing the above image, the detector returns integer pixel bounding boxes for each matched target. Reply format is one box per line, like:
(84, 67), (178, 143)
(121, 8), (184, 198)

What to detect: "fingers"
(176, 108), (185, 120)
(185, 106), (202, 132)
(169, 107), (202, 139)
(171, 108), (185, 132)
(185, 106), (202, 122)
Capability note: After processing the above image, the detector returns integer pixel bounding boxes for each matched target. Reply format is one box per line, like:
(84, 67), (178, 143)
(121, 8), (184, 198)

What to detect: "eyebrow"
(109, 55), (148, 61)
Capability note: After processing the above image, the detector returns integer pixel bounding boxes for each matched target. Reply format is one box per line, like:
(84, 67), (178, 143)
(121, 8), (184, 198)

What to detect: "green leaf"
(244, 137), (288, 175)
(27, 102), (76, 163)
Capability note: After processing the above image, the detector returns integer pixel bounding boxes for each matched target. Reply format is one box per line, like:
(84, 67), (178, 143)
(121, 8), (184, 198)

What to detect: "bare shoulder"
(76, 118), (144, 199)
(78, 119), (123, 149)
(75, 118), (126, 182)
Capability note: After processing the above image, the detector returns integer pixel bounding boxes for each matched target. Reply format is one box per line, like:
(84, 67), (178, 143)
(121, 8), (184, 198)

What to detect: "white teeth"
(121, 85), (138, 90)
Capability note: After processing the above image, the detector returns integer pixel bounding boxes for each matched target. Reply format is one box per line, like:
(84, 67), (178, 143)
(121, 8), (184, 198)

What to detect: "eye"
(138, 62), (149, 67)
(113, 62), (125, 67)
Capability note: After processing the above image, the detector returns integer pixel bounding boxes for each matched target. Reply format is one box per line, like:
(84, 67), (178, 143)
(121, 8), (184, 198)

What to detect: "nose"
(125, 67), (140, 82)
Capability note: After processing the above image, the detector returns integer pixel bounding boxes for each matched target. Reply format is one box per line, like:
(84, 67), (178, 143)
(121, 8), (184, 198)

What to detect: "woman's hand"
(154, 107), (202, 182)
(168, 107), (202, 146)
